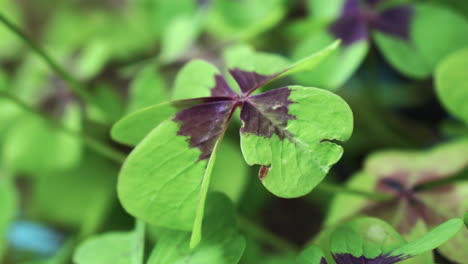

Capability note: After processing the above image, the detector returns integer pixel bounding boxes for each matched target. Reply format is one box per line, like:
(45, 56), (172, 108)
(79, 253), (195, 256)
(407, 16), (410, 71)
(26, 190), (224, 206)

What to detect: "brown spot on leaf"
(259, 165), (270, 180)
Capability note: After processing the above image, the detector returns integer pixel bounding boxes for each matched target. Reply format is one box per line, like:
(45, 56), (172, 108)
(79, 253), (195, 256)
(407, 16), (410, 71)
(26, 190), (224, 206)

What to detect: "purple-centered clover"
(329, 0), (413, 45)
(172, 67), (296, 162)
(331, 253), (406, 264)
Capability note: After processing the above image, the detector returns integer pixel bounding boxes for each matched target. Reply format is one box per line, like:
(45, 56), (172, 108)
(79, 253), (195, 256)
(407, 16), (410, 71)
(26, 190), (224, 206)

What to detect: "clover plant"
(298, 217), (463, 264)
(1, 1), (468, 264)
(292, 0), (468, 89)
(112, 41), (354, 247)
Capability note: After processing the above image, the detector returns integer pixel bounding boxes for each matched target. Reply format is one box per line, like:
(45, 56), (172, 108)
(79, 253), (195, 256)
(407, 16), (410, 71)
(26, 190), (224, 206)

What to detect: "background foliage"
(0, 0), (467, 263)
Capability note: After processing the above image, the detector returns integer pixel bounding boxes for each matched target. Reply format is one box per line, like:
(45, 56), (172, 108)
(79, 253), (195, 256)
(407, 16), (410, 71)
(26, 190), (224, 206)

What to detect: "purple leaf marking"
(329, 0), (414, 45)
(321, 257), (328, 264)
(229, 68), (278, 96)
(361, 170), (462, 234)
(210, 75), (237, 98)
(172, 68), (298, 163)
(372, 6), (413, 41)
(240, 87), (296, 139)
(333, 253), (407, 264)
(174, 100), (236, 160)
(329, 15), (370, 46)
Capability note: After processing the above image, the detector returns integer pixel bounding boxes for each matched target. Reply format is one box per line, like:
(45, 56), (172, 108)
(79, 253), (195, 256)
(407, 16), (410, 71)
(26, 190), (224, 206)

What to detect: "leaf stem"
(316, 182), (393, 202)
(238, 216), (299, 254)
(415, 168), (468, 191)
(0, 91), (126, 164)
(0, 13), (96, 106)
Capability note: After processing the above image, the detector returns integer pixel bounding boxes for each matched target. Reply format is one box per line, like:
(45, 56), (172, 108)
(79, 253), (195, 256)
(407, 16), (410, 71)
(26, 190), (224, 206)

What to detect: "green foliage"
(147, 193), (245, 264)
(435, 47), (468, 124)
(2, 1), (468, 263)
(127, 63), (168, 113)
(301, 217), (463, 263)
(0, 173), (17, 259)
(241, 86), (353, 197)
(73, 221), (145, 264)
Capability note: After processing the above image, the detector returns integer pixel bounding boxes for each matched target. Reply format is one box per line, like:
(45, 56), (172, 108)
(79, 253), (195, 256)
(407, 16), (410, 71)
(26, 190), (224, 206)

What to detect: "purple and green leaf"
(114, 41), (352, 248)
(302, 217), (462, 264)
(324, 139), (468, 263)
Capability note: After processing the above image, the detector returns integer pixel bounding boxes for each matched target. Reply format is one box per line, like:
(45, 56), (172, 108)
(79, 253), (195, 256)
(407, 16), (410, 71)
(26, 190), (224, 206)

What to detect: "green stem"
(238, 216), (299, 254)
(415, 168), (468, 191)
(0, 13), (96, 106)
(0, 91), (126, 164)
(316, 182), (393, 202)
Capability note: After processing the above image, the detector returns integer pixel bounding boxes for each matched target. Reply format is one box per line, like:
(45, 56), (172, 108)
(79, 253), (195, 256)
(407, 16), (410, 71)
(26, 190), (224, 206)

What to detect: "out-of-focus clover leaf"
(207, 0), (286, 40)
(29, 152), (117, 236)
(2, 103), (82, 173)
(171, 59), (220, 100)
(375, 3), (468, 78)
(292, 31), (368, 91)
(127, 63), (168, 114)
(73, 220), (145, 264)
(435, 47), (468, 124)
(112, 41), (352, 248)
(301, 217), (463, 264)
(324, 138), (468, 263)
(0, 173), (17, 259)
(86, 83), (125, 124)
(158, 8), (207, 63)
(147, 192), (245, 264)
(298, 0), (468, 89)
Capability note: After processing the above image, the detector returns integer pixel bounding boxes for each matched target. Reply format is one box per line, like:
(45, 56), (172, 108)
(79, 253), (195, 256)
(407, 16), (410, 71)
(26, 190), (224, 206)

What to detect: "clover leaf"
(111, 40), (353, 247)
(435, 47), (468, 124)
(147, 192), (245, 264)
(299, 217), (463, 264)
(294, 0), (468, 89)
(325, 138), (468, 263)
(73, 220), (145, 264)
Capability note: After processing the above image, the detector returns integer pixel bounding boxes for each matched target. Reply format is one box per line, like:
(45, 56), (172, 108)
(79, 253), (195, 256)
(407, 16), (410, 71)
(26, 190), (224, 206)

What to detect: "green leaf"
(374, 31), (431, 79)
(0, 174), (17, 259)
(2, 104), (82, 173)
(111, 101), (179, 146)
(117, 97), (234, 249)
(297, 245), (327, 264)
(390, 218), (463, 258)
(412, 4), (468, 69)
(159, 11), (205, 63)
(435, 47), (468, 124)
(375, 3), (468, 79)
(292, 31), (368, 90)
(127, 63), (168, 114)
(325, 171), (378, 227)
(306, 0), (345, 20)
(111, 98), (218, 146)
(73, 220), (145, 264)
(29, 152), (117, 235)
(240, 86), (353, 198)
(147, 192), (245, 264)
(224, 44), (291, 77)
(171, 59), (220, 100)
(112, 58), (221, 146)
(208, 0), (285, 40)
(330, 217), (407, 259)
